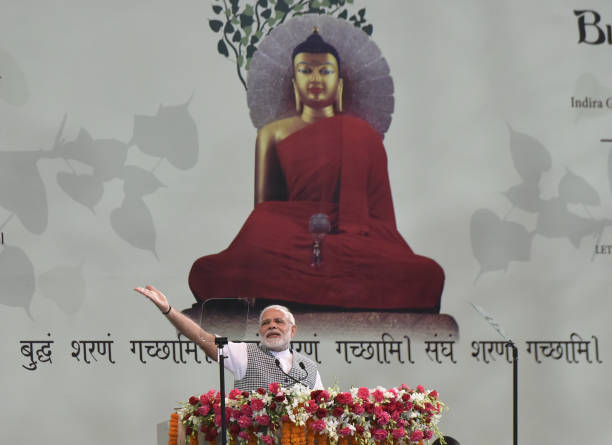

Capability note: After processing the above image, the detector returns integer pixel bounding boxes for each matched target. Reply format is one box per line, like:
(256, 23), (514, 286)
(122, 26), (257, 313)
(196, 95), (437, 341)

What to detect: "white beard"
(262, 332), (291, 351)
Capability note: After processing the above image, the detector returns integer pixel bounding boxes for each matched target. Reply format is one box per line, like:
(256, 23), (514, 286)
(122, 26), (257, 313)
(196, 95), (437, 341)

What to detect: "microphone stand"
(470, 303), (518, 445)
(508, 341), (518, 445)
(215, 336), (228, 445)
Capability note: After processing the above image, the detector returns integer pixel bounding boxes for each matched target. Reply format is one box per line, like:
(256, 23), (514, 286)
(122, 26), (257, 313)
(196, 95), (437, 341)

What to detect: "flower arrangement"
(175, 384), (445, 445)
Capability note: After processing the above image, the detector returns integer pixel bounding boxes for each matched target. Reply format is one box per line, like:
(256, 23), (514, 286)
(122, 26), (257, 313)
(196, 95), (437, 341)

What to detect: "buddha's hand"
(134, 285), (170, 313)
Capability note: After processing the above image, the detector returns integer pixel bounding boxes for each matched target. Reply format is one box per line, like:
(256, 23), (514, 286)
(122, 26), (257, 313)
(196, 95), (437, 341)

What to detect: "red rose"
(229, 424), (240, 434)
(355, 425), (365, 434)
(357, 387), (370, 401)
(316, 407), (328, 418)
(229, 388), (243, 400)
(240, 405), (253, 416)
(351, 404), (364, 415)
(416, 385), (425, 393)
(338, 427), (352, 436)
(186, 427), (193, 436)
(275, 394), (285, 402)
(310, 390), (322, 399)
(257, 388), (267, 395)
(262, 435), (275, 445)
(238, 415), (252, 429)
(238, 431), (249, 441)
(269, 382), (281, 394)
(372, 389), (385, 403)
(305, 400), (318, 414)
(424, 430), (434, 440)
(310, 420), (326, 432)
(242, 391), (250, 398)
(373, 406), (384, 417)
(364, 402), (375, 414)
(269, 402), (277, 410)
(255, 415), (271, 426)
(316, 390), (330, 403)
(428, 390), (438, 399)
(335, 392), (353, 405)
(197, 405), (211, 416)
(372, 429), (387, 441)
(376, 411), (390, 426)
(332, 406), (344, 417)
(251, 399), (265, 411)
(409, 430), (424, 441)
(391, 427), (405, 440)
(405, 402), (413, 411)
(401, 393), (411, 402)
(189, 396), (199, 406)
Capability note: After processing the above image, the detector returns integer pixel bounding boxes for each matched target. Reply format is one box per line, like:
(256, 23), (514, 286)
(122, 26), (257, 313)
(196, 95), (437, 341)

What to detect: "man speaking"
(134, 285), (322, 391)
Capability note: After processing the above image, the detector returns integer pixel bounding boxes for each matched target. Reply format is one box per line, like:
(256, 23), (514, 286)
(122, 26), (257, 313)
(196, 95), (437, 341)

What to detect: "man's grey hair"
(259, 304), (295, 326)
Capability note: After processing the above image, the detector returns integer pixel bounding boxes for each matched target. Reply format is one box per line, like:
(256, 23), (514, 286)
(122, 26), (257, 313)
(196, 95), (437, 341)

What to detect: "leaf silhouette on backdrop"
(0, 245), (35, 319)
(110, 196), (157, 258)
(535, 197), (611, 248)
(558, 168), (600, 206)
(56, 172), (104, 212)
(503, 182), (544, 213)
(38, 263), (86, 315)
(131, 98), (199, 170)
(121, 165), (165, 199)
(470, 209), (533, 279)
(507, 124), (552, 184)
(0, 151), (47, 234)
(53, 128), (128, 181)
(0, 47), (29, 105)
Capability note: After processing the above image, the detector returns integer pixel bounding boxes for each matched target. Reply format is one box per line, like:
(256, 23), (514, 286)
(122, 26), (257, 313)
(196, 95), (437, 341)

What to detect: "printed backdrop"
(1, 1), (610, 444)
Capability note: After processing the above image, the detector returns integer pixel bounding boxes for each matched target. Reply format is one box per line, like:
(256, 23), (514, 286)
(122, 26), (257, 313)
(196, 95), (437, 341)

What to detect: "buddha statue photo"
(188, 19), (445, 312)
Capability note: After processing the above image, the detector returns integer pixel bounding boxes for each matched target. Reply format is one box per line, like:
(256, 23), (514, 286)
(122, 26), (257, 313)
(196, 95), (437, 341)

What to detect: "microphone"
(309, 213), (330, 267)
(299, 361), (309, 380)
(274, 359), (309, 385)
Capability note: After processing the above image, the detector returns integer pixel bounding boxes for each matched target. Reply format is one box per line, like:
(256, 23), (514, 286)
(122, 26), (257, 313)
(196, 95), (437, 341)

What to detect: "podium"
(167, 384), (442, 445)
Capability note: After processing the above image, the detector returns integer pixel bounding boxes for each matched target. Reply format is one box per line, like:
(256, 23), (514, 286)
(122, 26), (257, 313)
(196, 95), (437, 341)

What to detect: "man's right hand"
(134, 285), (170, 313)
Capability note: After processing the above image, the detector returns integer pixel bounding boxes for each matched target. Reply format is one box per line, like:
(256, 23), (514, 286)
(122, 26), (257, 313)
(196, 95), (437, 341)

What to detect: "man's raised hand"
(134, 285), (170, 313)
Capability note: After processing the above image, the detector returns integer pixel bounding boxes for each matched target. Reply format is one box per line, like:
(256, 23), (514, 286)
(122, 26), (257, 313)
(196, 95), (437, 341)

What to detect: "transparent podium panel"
(198, 298), (250, 342)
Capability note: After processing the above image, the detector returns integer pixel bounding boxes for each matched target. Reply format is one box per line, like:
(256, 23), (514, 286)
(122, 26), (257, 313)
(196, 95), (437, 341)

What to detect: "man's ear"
(290, 324), (297, 338)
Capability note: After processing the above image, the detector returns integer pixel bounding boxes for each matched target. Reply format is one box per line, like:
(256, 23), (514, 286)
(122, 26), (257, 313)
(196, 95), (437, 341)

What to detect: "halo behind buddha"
(246, 15), (394, 136)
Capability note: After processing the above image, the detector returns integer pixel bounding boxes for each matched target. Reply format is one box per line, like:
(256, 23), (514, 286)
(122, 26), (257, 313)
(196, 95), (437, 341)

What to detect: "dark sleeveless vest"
(234, 343), (318, 391)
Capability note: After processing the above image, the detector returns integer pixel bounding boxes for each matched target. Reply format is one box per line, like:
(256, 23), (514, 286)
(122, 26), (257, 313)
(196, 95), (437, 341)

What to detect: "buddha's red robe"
(189, 115), (444, 310)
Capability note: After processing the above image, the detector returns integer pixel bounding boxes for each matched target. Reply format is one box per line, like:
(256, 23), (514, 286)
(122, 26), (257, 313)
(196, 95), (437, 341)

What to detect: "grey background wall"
(1, 1), (610, 444)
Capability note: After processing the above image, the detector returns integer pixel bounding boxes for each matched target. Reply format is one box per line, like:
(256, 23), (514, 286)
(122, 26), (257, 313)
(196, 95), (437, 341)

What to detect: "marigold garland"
(168, 412), (179, 445)
(177, 384), (444, 445)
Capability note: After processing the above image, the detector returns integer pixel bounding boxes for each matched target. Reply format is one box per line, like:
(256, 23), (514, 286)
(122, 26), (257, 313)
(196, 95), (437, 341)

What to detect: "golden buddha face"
(293, 52), (342, 111)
